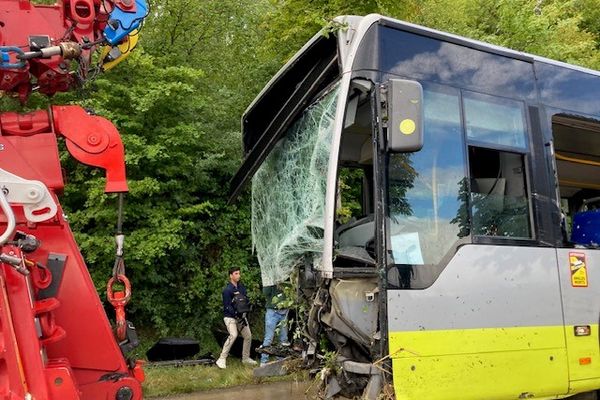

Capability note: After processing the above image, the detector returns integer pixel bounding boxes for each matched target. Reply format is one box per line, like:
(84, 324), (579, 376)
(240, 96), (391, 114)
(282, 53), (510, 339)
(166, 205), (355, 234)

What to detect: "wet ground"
(152, 381), (313, 400)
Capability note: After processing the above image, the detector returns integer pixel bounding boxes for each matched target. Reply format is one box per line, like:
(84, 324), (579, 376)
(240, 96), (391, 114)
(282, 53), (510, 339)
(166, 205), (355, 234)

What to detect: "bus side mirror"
(386, 79), (424, 152)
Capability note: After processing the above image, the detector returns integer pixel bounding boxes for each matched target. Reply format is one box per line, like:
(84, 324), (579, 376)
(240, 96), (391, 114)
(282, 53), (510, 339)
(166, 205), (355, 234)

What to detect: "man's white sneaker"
(281, 341), (291, 347)
(242, 358), (258, 366)
(215, 358), (226, 369)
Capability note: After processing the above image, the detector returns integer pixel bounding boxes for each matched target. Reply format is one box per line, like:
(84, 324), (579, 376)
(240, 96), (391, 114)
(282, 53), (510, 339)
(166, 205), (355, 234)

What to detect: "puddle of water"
(153, 381), (314, 400)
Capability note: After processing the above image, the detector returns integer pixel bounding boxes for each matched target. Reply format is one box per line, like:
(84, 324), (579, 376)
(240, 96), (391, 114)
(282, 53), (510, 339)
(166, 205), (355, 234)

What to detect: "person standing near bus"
(216, 267), (257, 369)
(260, 284), (291, 366)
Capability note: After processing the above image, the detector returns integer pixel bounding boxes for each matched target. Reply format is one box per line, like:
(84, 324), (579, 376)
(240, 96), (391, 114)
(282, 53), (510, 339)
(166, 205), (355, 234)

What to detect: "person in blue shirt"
(216, 267), (257, 369)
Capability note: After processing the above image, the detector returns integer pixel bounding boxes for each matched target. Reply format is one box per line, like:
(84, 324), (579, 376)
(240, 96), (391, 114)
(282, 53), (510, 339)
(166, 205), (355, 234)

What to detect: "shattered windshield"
(251, 82), (341, 285)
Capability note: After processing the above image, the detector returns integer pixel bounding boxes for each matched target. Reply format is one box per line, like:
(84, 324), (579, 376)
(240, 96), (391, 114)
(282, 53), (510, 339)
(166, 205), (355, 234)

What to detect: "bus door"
(552, 114), (600, 391)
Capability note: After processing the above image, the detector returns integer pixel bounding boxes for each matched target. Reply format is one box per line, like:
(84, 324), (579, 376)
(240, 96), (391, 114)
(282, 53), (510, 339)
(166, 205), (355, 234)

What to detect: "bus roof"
(369, 14), (600, 78)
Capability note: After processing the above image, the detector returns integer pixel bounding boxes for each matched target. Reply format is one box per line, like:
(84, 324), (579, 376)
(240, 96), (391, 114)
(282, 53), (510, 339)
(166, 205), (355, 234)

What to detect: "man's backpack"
(232, 291), (251, 314)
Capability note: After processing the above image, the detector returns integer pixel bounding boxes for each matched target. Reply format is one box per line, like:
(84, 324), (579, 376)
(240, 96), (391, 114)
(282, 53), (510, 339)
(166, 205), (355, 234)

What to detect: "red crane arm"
(0, 106), (128, 193)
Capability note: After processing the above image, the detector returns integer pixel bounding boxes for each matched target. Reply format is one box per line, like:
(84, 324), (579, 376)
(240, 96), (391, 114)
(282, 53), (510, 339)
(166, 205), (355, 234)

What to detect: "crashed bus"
(230, 14), (600, 400)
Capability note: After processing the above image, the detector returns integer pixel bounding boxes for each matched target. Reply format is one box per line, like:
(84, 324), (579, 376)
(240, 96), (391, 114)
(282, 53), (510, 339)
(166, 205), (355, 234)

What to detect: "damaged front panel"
(319, 278), (380, 355)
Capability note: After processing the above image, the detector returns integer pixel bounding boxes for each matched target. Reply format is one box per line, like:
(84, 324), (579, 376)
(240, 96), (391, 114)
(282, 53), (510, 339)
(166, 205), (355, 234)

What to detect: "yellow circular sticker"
(399, 119), (416, 135)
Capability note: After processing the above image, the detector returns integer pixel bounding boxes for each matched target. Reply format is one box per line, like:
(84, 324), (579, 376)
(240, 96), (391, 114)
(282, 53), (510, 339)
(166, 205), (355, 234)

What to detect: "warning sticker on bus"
(569, 252), (588, 288)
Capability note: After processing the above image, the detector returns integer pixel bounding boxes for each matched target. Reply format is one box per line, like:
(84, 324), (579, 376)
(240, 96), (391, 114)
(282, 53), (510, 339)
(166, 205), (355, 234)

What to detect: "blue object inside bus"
(571, 210), (600, 247)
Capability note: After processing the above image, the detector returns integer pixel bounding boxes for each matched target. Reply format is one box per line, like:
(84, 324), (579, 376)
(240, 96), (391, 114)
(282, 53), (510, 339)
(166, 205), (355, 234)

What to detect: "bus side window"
(552, 115), (600, 247)
(462, 90), (531, 239)
(469, 146), (531, 238)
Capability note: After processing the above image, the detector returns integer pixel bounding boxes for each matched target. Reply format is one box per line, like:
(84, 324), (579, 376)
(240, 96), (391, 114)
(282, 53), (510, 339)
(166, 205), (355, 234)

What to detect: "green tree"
(463, 0), (600, 69)
(58, 51), (252, 343)
(260, 0), (380, 62)
(55, 0), (273, 348)
(577, 0), (600, 49)
(262, 0), (600, 69)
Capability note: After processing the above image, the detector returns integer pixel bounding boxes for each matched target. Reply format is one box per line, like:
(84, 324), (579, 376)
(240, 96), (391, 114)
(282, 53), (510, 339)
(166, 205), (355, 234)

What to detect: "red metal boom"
(0, 0), (147, 398)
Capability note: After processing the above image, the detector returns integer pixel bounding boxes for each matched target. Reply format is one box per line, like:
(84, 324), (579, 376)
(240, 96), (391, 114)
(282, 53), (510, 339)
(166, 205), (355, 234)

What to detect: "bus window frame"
(382, 82), (469, 289)
(461, 90), (537, 244)
(462, 90), (530, 151)
(543, 106), (600, 247)
(380, 83), (540, 287)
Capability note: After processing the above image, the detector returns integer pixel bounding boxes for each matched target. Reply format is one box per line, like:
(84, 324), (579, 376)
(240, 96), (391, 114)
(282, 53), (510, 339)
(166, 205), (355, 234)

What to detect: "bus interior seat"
(470, 149), (530, 236)
(359, 138), (372, 164)
(472, 178), (506, 212)
(500, 153), (525, 198)
(336, 214), (375, 248)
(571, 196), (600, 247)
(571, 210), (600, 247)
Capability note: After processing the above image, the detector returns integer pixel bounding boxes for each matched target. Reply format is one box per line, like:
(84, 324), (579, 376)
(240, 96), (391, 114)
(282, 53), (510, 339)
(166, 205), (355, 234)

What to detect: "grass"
(142, 358), (308, 398)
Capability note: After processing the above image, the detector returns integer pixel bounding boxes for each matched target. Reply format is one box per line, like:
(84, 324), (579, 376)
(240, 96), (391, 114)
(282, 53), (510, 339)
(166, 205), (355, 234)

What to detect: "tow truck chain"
(106, 193), (131, 342)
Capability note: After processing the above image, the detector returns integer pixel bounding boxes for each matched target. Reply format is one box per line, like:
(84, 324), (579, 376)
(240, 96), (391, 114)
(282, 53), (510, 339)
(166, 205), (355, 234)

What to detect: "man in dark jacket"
(259, 284), (290, 366)
(216, 267), (257, 369)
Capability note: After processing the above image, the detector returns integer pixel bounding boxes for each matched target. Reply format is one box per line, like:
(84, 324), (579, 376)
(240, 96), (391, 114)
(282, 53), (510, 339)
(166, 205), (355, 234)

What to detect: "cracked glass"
(251, 83), (341, 285)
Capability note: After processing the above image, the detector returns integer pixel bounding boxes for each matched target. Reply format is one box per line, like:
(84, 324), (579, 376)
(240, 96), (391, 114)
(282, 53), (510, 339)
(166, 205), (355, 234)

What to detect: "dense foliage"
(8, 0), (599, 352)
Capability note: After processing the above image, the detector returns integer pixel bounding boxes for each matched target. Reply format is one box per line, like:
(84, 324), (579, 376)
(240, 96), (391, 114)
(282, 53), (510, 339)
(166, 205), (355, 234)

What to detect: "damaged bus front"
(231, 13), (600, 400)
(232, 13), (394, 397)
(230, 15), (393, 398)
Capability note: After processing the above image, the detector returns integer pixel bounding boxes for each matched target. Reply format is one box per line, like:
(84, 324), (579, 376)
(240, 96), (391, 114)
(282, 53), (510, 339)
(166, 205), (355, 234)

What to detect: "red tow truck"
(0, 0), (147, 398)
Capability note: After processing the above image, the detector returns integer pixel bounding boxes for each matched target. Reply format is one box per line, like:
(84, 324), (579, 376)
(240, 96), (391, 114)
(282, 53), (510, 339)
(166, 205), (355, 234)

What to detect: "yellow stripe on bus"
(389, 325), (600, 400)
